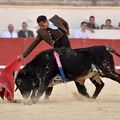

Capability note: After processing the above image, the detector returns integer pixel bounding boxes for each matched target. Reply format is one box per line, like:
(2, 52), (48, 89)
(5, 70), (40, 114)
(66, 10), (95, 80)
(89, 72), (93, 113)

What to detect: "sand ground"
(0, 78), (120, 120)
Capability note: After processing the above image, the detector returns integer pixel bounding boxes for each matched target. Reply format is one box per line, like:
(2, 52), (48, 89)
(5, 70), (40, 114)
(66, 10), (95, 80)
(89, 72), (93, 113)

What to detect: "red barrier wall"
(0, 38), (120, 67)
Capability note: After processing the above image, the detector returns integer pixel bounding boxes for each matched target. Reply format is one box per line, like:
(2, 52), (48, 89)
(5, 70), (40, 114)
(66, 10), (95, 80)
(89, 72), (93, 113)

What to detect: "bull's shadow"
(15, 45), (120, 104)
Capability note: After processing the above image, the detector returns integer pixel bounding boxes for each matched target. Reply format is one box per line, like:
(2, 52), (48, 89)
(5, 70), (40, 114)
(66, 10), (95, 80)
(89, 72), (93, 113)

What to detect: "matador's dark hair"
(37, 15), (47, 23)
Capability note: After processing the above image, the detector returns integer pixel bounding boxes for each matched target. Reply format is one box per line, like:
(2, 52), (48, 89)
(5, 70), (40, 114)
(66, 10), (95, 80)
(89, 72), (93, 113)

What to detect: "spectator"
(101, 19), (115, 29)
(1, 24), (18, 38)
(116, 22), (120, 29)
(18, 22), (34, 38)
(74, 21), (90, 39)
(87, 16), (99, 32)
(118, 22), (120, 28)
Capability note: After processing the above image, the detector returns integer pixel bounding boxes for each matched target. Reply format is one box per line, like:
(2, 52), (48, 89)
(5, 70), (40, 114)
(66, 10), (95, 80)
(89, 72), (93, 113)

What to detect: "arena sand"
(0, 79), (120, 120)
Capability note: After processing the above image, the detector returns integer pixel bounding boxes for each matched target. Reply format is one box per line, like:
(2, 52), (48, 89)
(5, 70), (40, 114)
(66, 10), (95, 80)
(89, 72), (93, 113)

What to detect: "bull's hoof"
(23, 99), (34, 105)
(72, 92), (91, 101)
(91, 96), (97, 99)
(31, 98), (39, 104)
(44, 95), (49, 100)
(23, 99), (38, 105)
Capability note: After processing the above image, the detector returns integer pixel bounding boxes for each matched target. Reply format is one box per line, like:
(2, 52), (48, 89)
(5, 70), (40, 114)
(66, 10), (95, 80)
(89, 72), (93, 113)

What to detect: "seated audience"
(87, 16), (99, 32)
(18, 22), (34, 38)
(118, 22), (120, 27)
(1, 24), (18, 38)
(116, 22), (120, 29)
(101, 19), (115, 29)
(74, 21), (91, 39)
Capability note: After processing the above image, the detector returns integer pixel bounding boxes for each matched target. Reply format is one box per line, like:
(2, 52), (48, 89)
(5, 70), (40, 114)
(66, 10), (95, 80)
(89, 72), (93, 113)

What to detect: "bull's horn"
(13, 71), (19, 81)
(14, 87), (18, 92)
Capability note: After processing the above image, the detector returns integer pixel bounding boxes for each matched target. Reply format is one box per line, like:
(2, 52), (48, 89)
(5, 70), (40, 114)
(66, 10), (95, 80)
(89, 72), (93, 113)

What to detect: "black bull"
(15, 45), (120, 103)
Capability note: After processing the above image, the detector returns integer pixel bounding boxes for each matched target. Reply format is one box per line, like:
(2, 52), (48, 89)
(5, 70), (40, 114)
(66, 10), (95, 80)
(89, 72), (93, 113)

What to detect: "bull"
(15, 45), (120, 103)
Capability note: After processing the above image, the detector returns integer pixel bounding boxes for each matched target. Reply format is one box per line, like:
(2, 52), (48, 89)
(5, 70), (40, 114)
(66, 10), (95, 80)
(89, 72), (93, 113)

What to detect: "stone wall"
(0, 0), (119, 6)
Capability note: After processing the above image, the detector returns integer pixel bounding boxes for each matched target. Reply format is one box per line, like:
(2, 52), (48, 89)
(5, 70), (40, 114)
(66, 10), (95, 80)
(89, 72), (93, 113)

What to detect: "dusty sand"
(0, 78), (120, 120)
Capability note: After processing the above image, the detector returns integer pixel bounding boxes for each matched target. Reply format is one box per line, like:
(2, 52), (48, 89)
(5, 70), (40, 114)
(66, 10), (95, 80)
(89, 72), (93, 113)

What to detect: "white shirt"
(74, 29), (90, 39)
(48, 21), (58, 30)
(1, 31), (18, 38)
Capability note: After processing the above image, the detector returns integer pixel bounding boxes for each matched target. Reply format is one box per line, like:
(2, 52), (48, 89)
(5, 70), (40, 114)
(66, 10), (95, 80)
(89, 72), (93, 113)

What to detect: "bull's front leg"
(36, 79), (50, 102)
(36, 70), (55, 103)
(30, 86), (39, 103)
(44, 87), (53, 100)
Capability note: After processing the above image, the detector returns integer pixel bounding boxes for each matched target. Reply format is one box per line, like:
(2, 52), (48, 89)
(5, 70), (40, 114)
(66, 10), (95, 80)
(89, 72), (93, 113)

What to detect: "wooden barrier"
(0, 38), (120, 68)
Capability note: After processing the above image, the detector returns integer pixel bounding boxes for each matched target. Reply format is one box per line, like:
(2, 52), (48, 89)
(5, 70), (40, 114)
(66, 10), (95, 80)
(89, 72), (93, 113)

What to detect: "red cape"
(0, 57), (23, 101)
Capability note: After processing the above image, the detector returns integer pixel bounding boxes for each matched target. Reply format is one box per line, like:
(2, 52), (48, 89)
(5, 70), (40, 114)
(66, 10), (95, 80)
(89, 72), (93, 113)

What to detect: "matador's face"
(38, 20), (48, 30)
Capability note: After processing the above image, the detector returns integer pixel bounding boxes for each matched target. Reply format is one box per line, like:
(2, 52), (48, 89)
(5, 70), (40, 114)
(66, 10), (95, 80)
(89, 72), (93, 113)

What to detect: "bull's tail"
(106, 45), (120, 57)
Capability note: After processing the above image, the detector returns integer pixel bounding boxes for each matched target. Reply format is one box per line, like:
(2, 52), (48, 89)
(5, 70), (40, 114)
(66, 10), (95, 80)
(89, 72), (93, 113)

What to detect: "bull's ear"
(16, 79), (22, 86)
(19, 69), (26, 75)
(32, 82), (36, 87)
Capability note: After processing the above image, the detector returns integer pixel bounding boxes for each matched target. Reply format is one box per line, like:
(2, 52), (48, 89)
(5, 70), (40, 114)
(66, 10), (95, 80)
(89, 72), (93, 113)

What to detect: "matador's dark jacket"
(22, 15), (70, 58)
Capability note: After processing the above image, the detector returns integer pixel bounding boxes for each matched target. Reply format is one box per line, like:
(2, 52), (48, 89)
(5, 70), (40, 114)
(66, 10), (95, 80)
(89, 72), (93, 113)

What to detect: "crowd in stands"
(0, 16), (120, 39)
(0, 22), (34, 38)
(74, 16), (120, 39)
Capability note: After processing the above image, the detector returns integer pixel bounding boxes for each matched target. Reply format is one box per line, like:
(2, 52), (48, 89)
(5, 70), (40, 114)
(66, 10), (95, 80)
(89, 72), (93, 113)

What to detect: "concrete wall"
(70, 29), (120, 39)
(0, 0), (119, 5)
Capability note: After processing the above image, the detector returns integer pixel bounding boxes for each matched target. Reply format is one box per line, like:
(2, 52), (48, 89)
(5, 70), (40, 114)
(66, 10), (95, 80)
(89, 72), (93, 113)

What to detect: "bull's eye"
(17, 79), (22, 86)
(32, 82), (36, 87)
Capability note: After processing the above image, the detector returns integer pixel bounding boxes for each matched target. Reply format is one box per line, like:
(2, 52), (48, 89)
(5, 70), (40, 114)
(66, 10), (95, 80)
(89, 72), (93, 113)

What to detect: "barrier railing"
(0, 38), (120, 69)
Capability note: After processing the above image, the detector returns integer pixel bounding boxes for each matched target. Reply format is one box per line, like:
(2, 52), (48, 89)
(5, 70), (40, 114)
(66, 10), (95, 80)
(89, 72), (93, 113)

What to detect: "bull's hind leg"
(74, 81), (90, 98)
(90, 76), (104, 99)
